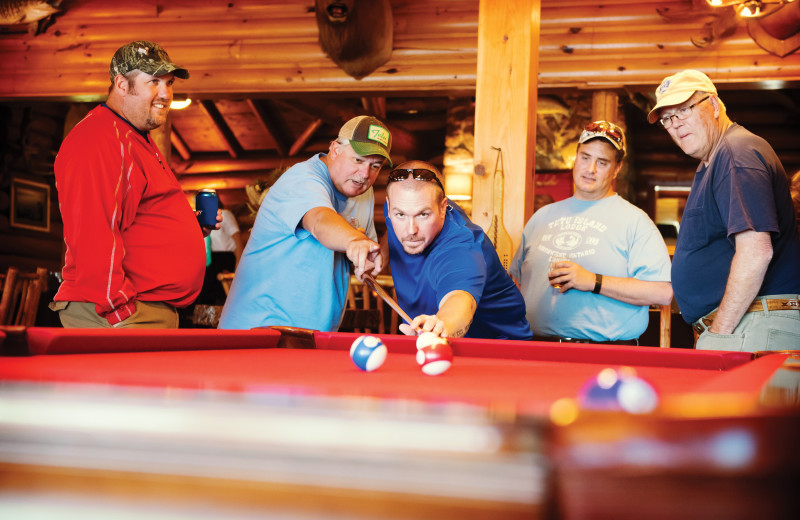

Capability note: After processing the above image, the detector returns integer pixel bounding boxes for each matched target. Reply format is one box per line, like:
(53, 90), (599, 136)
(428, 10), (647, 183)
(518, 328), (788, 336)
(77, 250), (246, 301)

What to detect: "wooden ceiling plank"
(246, 99), (292, 157)
(289, 119), (324, 157)
(199, 100), (243, 159)
(361, 97), (387, 120)
(170, 128), (192, 161)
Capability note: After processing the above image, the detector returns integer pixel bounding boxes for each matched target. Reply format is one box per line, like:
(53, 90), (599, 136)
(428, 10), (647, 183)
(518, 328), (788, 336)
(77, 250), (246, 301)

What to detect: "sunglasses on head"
(388, 168), (444, 191)
(581, 121), (625, 150)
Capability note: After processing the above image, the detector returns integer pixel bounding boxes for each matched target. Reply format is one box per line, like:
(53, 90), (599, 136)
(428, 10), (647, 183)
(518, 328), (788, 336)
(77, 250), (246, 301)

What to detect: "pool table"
(1, 326), (798, 519)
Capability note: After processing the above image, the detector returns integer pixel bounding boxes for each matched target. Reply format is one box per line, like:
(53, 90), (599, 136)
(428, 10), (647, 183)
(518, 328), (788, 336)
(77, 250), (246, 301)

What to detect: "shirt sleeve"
(57, 128), (139, 324)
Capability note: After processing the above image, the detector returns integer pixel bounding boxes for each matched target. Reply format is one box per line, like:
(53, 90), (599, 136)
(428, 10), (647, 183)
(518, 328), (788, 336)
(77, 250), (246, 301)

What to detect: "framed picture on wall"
(534, 170), (573, 212)
(10, 178), (51, 232)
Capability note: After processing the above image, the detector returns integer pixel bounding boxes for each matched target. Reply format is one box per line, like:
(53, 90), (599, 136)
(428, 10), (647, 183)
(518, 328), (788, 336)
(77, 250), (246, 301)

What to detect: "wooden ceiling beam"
(246, 99), (292, 157)
(199, 100), (243, 159)
(361, 96), (387, 120)
(172, 153), (297, 176)
(277, 99), (417, 157)
(170, 128), (191, 161)
(289, 118), (324, 157)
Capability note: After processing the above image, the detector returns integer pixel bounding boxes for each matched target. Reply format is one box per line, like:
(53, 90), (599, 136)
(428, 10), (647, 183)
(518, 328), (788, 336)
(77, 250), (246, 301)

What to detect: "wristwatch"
(592, 273), (603, 294)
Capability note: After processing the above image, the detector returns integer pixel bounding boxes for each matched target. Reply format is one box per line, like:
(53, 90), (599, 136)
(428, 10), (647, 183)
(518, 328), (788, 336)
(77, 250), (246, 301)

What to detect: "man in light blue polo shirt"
(219, 116), (392, 331)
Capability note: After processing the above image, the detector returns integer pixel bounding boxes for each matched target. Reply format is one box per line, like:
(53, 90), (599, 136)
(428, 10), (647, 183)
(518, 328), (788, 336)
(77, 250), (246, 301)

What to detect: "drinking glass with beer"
(548, 254), (570, 289)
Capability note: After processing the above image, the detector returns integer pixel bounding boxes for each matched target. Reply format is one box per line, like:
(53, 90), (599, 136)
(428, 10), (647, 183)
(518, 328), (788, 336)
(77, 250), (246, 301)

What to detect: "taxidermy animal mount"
(315, 0), (394, 80)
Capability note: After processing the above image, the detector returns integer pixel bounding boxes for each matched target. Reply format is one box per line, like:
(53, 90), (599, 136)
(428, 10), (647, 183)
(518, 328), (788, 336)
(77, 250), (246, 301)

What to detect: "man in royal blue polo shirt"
(383, 160), (531, 340)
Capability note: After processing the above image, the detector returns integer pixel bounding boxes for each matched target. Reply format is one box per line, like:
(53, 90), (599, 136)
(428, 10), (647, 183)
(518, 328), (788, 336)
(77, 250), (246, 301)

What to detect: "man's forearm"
(709, 230), (772, 334)
(437, 290), (477, 338)
(598, 277), (673, 307)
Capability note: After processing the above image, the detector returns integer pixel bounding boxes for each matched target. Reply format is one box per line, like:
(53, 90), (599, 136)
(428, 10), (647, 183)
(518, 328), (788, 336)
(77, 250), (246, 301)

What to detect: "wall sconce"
(170, 97), (192, 110)
(706, 0), (797, 18)
(444, 173), (473, 201)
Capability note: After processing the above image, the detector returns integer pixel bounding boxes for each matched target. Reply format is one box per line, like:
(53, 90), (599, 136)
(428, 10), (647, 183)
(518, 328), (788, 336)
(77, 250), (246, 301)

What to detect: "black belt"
(531, 335), (638, 346)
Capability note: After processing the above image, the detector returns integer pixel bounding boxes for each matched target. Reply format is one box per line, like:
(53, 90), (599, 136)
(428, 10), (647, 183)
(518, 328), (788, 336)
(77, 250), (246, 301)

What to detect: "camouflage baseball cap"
(109, 41), (190, 81)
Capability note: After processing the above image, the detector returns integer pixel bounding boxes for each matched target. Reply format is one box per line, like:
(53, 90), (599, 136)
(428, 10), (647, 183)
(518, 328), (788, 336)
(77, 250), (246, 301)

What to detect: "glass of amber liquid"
(548, 254), (569, 289)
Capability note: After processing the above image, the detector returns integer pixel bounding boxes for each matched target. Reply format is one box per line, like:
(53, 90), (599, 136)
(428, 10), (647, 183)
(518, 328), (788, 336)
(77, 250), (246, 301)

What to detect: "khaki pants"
(49, 301), (179, 329)
(693, 294), (800, 352)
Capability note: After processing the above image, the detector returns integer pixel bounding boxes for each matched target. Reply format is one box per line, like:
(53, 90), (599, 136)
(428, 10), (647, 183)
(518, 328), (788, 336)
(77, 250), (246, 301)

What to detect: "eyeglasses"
(659, 95), (711, 128)
(388, 168), (444, 191)
(580, 121), (625, 151)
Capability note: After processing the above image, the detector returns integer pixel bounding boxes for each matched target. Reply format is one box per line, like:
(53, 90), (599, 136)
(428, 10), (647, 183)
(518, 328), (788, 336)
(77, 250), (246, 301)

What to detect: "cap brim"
(154, 66), (190, 80)
(350, 141), (393, 167)
(647, 90), (694, 123)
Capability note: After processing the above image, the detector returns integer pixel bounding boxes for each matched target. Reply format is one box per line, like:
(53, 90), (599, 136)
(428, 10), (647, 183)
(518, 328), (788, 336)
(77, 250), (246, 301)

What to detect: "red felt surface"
(0, 343), (772, 417)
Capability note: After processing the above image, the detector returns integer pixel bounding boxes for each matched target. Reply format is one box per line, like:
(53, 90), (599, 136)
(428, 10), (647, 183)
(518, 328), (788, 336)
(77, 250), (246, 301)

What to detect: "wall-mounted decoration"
(10, 178), (50, 232)
(315, 0), (393, 80)
(534, 170), (574, 212)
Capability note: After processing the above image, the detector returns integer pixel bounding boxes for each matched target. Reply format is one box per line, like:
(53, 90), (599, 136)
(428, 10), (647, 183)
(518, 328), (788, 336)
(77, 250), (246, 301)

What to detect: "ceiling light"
(705, 0), (796, 18)
(170, 98), (192, 110)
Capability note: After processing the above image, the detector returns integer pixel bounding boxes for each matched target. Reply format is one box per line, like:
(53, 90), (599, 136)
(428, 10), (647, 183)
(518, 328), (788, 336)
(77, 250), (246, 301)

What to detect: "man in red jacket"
(50, 41), (217, 328)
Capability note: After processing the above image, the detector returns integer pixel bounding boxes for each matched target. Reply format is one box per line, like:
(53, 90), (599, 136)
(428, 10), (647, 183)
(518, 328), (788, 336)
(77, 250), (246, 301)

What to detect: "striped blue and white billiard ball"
(578, 366), (659, 414)
(350, 335), (387, 372)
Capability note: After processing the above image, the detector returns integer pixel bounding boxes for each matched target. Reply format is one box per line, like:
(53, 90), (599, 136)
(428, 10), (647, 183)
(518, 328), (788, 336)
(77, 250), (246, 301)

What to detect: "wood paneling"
(1, 0), (799, 101)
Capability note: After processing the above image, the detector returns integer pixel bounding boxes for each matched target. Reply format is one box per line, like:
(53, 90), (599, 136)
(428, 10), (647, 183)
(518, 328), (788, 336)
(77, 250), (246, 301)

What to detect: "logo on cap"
(658, 79), (671, 95)
(367, 125), (390, 147)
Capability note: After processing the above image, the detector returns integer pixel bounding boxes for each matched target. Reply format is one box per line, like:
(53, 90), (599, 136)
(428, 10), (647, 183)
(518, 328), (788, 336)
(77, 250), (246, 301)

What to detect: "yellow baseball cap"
(647, 70), (717, 124)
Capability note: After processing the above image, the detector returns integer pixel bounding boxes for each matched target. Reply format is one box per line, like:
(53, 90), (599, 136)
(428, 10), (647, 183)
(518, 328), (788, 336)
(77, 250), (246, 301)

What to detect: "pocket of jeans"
(766, 329), (800, 350)
(48, 301), (69, 312)
(696, 331), (745, 351)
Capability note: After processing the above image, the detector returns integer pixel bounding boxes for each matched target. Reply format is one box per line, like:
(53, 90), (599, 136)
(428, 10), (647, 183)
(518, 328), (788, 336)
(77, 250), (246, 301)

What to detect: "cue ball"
(416, 331), (447, 350)
(578, 367), (659, 414)
(416, 341), (453, 376)
(350, 335), (387, 372)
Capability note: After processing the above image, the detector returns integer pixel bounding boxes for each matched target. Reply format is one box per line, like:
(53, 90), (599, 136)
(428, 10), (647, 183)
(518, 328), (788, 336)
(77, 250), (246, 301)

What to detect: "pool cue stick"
(361, 273), (414, 326)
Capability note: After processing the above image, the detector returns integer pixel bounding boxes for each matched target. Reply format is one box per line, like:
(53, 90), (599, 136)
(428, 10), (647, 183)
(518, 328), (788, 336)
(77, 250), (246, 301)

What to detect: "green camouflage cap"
(109, 41), (189, 81)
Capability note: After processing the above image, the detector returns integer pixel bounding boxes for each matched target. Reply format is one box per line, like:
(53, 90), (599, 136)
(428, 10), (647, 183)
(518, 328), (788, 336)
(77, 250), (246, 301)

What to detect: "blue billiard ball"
(578, 367), (659, 414)
(350, 335), (387, 372)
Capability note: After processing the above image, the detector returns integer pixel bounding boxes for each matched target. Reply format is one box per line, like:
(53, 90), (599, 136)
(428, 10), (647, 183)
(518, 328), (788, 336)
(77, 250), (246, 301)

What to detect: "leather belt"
(693, 297), (800, 335)
(531, 335), (638, 346)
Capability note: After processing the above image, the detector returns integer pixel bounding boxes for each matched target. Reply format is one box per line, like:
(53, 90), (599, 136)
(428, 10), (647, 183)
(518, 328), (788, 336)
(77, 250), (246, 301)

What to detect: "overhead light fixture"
(705, 0), (796, 18)
(170, 97), (192, 110)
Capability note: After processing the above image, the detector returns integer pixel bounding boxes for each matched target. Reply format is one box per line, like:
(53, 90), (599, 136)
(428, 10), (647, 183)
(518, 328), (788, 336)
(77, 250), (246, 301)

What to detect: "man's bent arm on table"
(399, 290), (477, 338)
(302, 207), (382, 279)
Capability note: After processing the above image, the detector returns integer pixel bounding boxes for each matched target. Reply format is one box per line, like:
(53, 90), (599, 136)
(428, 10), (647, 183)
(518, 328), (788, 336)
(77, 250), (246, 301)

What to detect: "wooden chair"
(343, 274), (400, 334)
(217, 272), (235, 295)
(0, 267), (49, 327)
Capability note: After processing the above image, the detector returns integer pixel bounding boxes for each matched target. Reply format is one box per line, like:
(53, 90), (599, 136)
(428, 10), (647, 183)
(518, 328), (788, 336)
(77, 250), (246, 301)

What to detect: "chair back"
(217, 272), (235, 295)
(0, 267), (49, 327)
(342, 275), (399, 334)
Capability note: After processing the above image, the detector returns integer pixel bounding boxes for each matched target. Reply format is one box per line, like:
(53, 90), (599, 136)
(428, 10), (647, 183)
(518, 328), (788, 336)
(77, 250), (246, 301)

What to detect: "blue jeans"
(694, 294), (800, 352)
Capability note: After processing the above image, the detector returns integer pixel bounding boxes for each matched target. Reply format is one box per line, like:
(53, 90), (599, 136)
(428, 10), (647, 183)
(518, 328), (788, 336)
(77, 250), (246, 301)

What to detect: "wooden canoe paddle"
(491, 146), (514, 271)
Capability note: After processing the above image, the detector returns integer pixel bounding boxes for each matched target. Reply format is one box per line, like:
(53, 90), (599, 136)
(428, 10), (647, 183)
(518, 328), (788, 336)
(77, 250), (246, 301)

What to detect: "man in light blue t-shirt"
(510, 121), (672, 344)
(219, 116), (392, 331)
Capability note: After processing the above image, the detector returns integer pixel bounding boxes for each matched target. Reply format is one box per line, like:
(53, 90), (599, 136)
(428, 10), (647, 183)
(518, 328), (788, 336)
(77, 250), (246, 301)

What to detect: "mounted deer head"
(315, 0), (394, 80)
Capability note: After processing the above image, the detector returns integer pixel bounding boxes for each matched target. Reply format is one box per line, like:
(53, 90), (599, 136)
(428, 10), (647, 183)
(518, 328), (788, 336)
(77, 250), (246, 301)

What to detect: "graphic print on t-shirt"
(537, 215), (607, 260)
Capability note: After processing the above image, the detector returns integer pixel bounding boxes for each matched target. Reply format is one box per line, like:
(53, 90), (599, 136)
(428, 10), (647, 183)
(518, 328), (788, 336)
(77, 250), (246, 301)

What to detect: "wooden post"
(473, 0), (540, 259)
(591, 91), (619, 123)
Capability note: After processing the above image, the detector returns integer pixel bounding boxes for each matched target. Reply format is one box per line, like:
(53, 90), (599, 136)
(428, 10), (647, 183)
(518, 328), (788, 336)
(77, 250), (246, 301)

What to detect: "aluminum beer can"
(196, 189), (218, 227)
